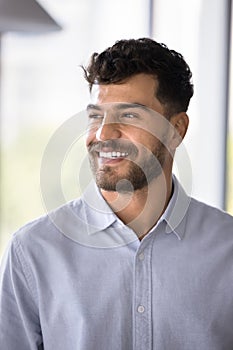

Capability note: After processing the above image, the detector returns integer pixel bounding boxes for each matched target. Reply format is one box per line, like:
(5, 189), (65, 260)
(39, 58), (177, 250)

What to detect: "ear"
(168, 112), (189, 150)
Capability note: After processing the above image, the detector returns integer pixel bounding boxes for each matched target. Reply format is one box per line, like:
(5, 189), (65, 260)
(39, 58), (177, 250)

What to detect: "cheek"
(133, 131), (158, 150)
(85, 125), (98, 147)
(85, 131), (94, 147)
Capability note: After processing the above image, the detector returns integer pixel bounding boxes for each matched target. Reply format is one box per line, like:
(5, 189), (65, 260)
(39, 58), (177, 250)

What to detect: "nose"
(96, 121), (121, 141)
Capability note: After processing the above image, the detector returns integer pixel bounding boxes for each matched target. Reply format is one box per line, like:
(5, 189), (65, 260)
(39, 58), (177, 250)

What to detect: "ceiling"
(0, 0), (61, 33)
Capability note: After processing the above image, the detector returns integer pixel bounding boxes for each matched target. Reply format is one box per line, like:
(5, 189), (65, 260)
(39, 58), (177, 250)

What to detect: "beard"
(88, 139), (167, 193)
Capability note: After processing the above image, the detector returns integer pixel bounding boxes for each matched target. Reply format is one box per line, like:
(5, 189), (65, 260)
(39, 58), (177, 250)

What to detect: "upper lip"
(90, 145), (129, 154)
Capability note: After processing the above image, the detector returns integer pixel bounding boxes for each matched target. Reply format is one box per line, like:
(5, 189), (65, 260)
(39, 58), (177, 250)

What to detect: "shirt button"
(137, 305), (145, 313)
(138, 252), (145, 261)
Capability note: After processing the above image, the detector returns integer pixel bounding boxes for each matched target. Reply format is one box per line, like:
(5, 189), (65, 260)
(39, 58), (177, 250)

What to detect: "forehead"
(90, 74), (162, 111)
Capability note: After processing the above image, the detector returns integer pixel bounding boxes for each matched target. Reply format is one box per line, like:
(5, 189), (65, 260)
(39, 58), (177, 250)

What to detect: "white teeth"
(99, 151), (128, 159)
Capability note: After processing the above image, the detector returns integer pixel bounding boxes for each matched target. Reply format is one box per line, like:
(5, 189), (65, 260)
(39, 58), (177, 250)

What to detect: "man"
(0, 38), (233, 350)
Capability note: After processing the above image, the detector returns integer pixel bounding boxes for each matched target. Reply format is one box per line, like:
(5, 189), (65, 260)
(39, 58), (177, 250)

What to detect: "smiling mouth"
(99, 151), (129, 159)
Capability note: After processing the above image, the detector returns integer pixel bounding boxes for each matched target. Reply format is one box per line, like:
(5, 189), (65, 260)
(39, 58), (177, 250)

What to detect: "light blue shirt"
(1, 176), (233, 350)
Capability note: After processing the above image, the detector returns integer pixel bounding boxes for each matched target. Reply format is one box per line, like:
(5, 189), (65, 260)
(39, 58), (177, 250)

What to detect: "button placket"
(133, 241), (153, 350)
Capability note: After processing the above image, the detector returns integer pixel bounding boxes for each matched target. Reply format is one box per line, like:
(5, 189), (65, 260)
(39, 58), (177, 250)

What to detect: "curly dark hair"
(83, 38), (194, 117)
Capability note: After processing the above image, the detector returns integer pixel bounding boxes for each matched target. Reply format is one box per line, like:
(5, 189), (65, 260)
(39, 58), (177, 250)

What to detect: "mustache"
(88, 140), (138, 155)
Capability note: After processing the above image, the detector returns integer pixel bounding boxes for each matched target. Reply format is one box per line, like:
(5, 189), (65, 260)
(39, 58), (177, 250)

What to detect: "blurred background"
(0, 0), (232, 258)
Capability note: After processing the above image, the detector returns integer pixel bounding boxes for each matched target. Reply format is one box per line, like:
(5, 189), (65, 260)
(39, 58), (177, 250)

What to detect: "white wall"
(152, 0), (230, 208)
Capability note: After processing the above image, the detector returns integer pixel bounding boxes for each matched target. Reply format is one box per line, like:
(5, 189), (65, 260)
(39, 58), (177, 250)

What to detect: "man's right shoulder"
(12, 196), (85, 247)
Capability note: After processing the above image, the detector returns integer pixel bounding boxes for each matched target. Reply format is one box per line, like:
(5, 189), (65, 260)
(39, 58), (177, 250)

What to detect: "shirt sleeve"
(0, 236), (43, 350)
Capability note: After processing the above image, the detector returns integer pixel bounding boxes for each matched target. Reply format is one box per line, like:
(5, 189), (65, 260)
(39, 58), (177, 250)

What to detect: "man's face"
(85, 73), (171, 192)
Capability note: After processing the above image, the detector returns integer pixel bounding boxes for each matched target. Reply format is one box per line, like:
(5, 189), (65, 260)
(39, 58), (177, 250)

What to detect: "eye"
(87, 113), (104, 126)
(121, 112), (138, 119)
(88, 113), (103, 119)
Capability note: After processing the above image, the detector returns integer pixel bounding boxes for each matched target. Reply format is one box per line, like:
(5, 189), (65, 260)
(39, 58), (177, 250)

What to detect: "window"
(226, 1), (233, 214)
(0, 0), (150, 258)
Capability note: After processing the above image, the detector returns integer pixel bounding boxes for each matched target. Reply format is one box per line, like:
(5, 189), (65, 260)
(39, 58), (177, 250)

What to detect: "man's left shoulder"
(189, 197), (233, 233)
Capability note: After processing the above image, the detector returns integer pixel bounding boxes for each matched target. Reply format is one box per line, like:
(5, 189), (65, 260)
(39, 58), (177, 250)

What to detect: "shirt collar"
(81, 175), (191, 239)
(159, 175), (191, 240)
(81, 180), (117, 234)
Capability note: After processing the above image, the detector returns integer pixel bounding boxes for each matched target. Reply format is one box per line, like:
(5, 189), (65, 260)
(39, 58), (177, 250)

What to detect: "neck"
(101, 172), (173, 240)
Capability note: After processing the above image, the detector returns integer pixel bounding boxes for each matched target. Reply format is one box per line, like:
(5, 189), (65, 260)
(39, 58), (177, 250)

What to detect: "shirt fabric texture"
(0, 176), (233, 350)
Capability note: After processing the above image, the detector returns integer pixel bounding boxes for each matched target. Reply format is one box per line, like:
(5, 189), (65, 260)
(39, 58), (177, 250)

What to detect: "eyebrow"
(86, 104), (102, 111)
(86, 102), (150, 112)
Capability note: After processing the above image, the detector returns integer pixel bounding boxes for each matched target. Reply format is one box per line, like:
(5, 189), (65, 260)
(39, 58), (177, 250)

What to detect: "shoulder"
(12, 197), (85, 248)
(187, 197), (233, 237)
(189, 197), (233, 221)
